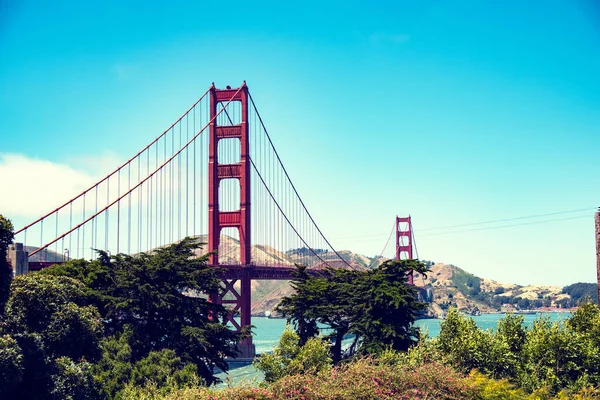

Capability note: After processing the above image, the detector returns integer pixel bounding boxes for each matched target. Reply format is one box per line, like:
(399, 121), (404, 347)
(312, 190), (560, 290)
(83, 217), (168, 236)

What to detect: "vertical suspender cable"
(138, 156), (142, 252)
(179, 122), (182, 241)
(94, 186), (98, 253)
(193, 104), (197, 237)
(105, 178), (109, 254)
(186, 113), (189, 237)
(69, 202), (72, 257)
(40, 220), (43, 262)
(156, 144), (159, 247)
(148, 151), (151, 251)
(117, 169), (121, 254)
(128, 163), (132, 254)
(81, 194), (85, 259)
(54, 210), (58, 258)
(171, 127), (174, 245)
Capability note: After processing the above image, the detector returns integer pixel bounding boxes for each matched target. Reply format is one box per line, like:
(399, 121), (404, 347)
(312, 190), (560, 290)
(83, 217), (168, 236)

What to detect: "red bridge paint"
(395, 216), (414, 285)
(208, 83), (255, 357)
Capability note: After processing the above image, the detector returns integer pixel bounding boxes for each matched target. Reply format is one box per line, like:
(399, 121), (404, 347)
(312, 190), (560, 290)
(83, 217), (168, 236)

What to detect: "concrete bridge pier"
(7, 243), (28, 276)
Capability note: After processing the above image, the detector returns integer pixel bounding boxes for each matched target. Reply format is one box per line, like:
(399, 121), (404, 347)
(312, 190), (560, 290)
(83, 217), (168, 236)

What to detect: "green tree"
(129, 349), (201, 394)
(0, 214), (15, 314)
(434, 301), (600, 394)
(0, 334), (24, 399)
(277, 259), (428, 363)
(282, 266), (319, 346)
(496, 313), (526, 355)
(562, 283), (599, 305)
(43, 237), (244, 385)
(49, 357), (100, 400)
(94, 329), (201, 399)
(517, 317), (587, 393)
(437, 308), (513, 379)
(253, 324), (331, 383)
(353, 259), (429, 355)
(0, 273), (104, 399)
(92, 330), (134, 399)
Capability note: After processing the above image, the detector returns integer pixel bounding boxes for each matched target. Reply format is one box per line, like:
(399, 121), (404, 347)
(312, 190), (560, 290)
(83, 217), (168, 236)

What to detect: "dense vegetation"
(0, 214), (15, 313)
(129, 304), (600, 399)
(560, 282), (599, 307)
(435, 304), (600, 393)
(276, 259), (428, 363)
(0, 236), (244, 399)
(3, 210), (600, 399)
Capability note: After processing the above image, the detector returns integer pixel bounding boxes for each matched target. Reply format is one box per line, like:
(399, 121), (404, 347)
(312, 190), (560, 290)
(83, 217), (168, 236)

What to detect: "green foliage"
(438, 308), (514, 379)
(253, 324), (331, 383)
(43, 238), (244, 385)
(0, 334), (24, 398)
(466, 370), (529, 400)
(91, 330), (202, 399)
(0, 236), (243, 399)
(0, 214), (15, 314)
(49, 357), (100, 400)
(517, 317), (587, 393)
(4, 274), (103, 361)
(129, 349), (201, 394)
(92, 354), (600, 400)
(433, 301), (600, 395)
(160, 358), (479, 400)
(353, 259), (430, 355)
(0, 214), (14, 250)
(451, 268), (481, 296)
(562, 283), (599, 306)
(92, 330), (134, 399)
(496, 313), (526, 354)
(0, 273), (105, 399)
(277, 259), (428, 363)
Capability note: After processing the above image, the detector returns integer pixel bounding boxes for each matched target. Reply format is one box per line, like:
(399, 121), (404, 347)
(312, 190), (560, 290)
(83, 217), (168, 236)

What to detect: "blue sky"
(1, 1), (600, 286)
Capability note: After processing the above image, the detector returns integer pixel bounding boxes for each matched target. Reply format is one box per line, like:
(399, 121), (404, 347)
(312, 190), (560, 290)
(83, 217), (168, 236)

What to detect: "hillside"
(192, 237), (585, 317)
(239, 248), (590, 317)
(413, 262), (598, 317)
(22, 238), (593, 317)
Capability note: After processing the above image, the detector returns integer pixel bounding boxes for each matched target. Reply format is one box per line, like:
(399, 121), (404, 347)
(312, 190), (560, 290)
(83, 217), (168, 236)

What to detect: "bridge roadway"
(30, 261), (424, 289)
(217, 264), (326, 280)
(29, 261), (321, 279)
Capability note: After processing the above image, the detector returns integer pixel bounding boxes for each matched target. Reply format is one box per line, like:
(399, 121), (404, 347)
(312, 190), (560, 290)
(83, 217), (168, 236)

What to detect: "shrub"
(253, 325), (331, 383)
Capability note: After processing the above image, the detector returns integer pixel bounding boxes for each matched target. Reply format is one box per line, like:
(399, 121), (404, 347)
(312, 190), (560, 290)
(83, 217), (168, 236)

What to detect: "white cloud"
(0, 153), (97, 218)
(66, 150), (124, 177)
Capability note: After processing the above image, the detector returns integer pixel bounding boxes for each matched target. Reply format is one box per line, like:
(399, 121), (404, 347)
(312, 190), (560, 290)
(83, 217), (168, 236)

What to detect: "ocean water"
(216, 312), (572, 386)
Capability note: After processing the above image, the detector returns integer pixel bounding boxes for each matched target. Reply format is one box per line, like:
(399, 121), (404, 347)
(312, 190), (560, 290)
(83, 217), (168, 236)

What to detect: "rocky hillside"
(413, 262), (579, 318)
(190, 238), (590, 317)
(23, 237), (590, 318)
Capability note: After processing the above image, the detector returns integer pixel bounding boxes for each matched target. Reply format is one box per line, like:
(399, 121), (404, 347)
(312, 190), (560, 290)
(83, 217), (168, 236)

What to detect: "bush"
(433, 302), (600, 395)
(0, 334), (24, 398)
(253, 325), (331, 383)
(466, 370), (528, 400)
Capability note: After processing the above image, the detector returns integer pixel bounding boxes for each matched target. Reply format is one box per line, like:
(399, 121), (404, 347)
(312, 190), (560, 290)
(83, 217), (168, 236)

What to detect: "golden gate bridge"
(11, 83), (416, 357)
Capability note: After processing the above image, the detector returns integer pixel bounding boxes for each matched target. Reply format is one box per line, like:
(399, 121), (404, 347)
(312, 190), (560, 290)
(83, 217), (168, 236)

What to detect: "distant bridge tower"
(208, 83), (254, 358)
(595, 208), (600, 307)
(395, 216), (414, 285)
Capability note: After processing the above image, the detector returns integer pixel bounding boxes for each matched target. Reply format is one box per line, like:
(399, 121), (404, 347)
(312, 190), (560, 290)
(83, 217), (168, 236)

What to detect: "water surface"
(216, 312), (571, 386)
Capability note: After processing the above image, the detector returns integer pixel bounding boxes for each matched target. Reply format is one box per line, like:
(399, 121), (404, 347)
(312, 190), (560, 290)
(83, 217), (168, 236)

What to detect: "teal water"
(216, 312), (571, 386)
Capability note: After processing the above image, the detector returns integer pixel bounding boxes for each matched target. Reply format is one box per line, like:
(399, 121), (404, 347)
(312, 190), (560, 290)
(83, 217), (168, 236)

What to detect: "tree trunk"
(332, 329), (346, 364)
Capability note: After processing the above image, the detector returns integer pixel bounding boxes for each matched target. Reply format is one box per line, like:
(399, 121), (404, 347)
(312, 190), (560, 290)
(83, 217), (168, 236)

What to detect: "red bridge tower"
(208, 83), (254, 358)
(395, 216), (414, 285)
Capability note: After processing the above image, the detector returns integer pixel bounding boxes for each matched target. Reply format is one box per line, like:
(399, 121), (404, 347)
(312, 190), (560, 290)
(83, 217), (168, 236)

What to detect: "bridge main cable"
(28, 86), (243, 257)
(15, 87), (213, 236)
(247, 90), (352, 269)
